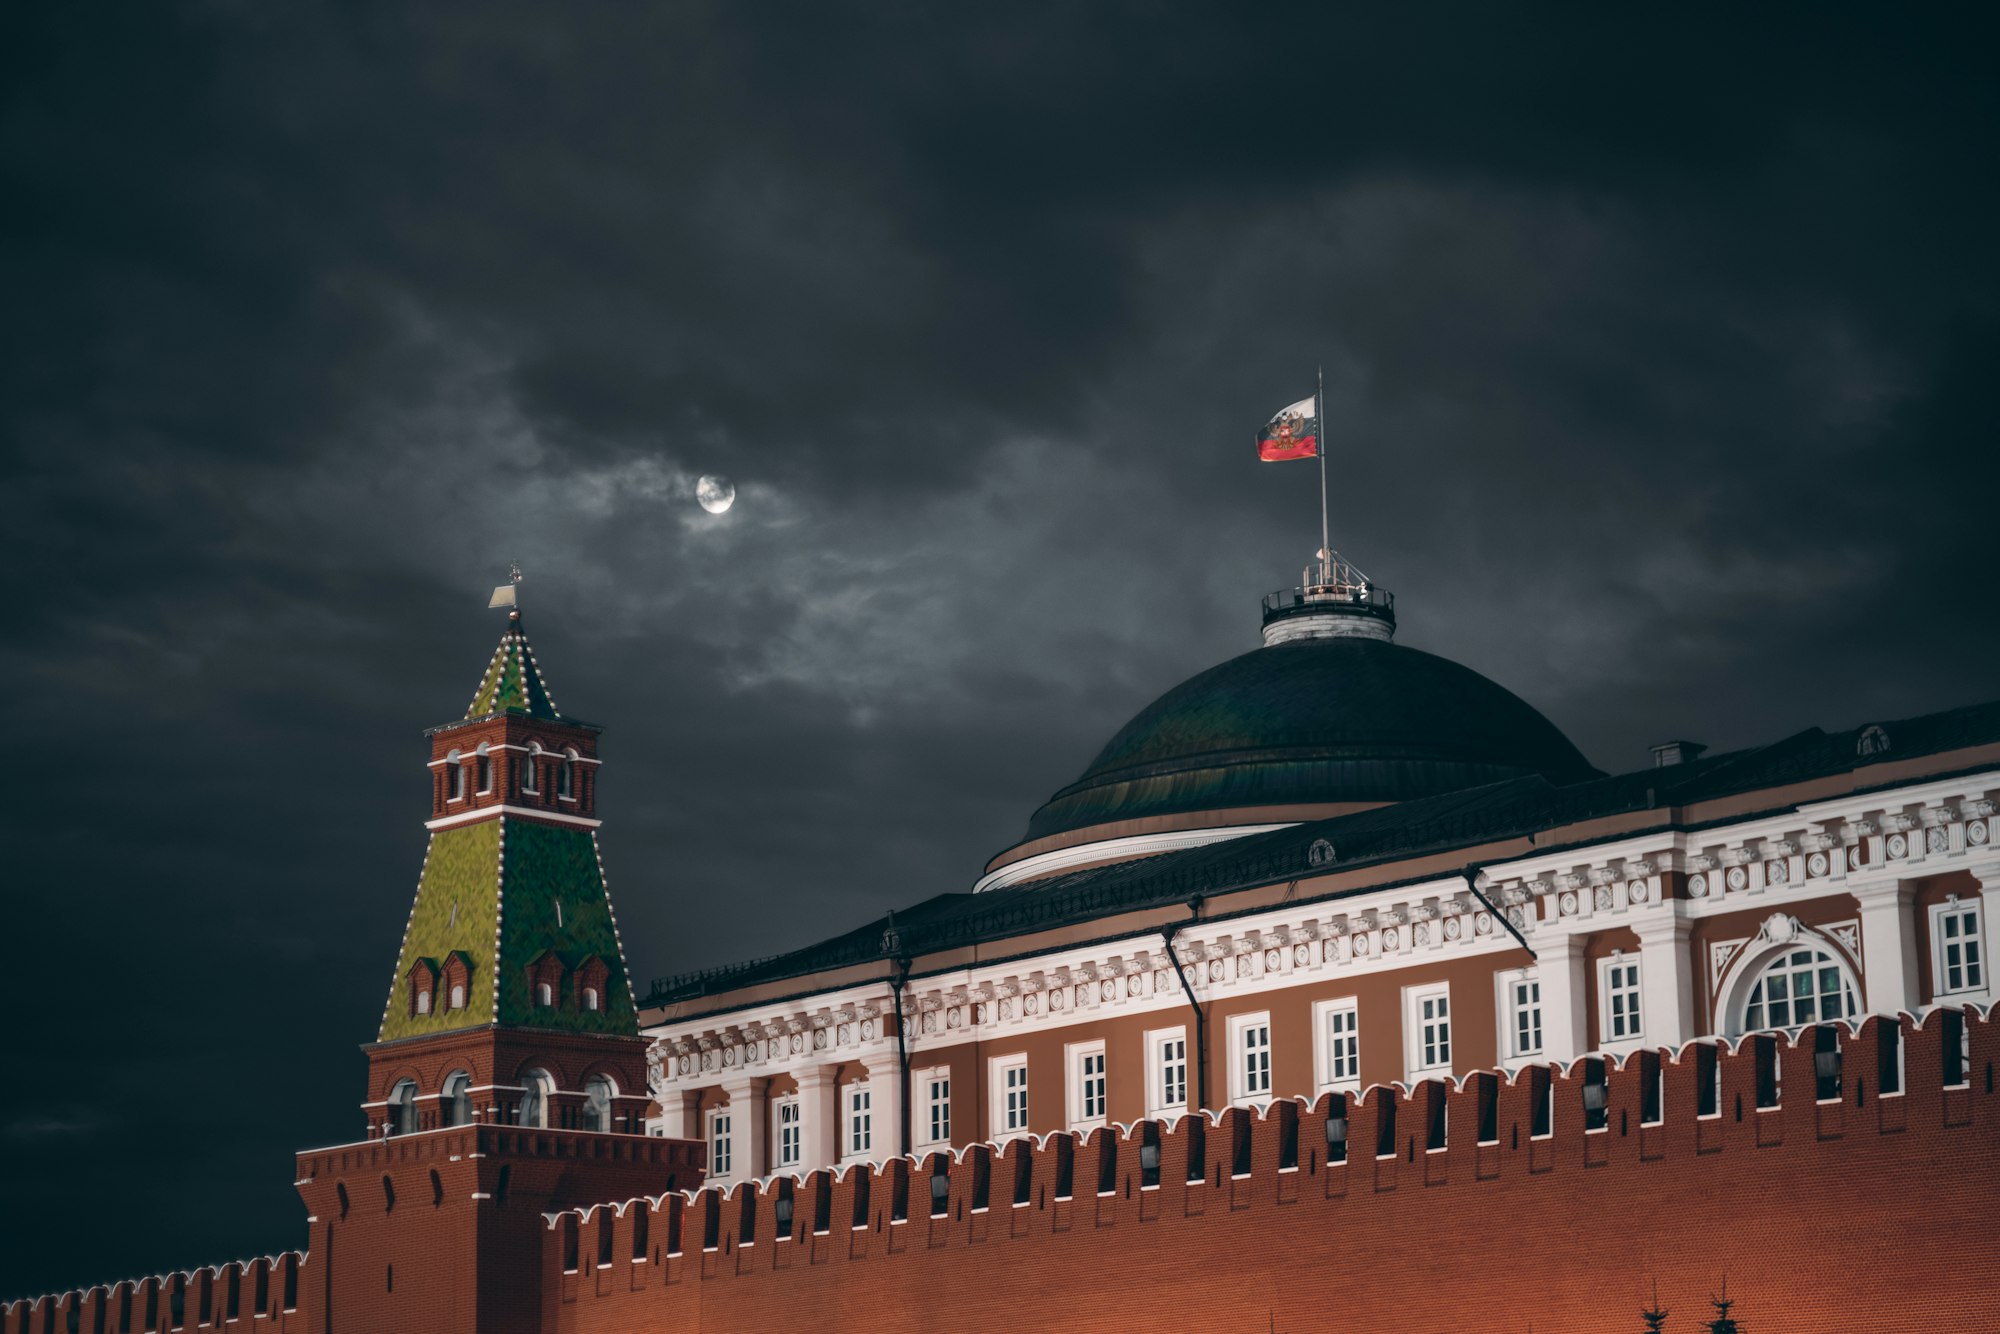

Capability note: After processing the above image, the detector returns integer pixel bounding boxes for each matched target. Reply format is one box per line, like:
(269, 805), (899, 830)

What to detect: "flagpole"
(1316, 364), (1330, 583)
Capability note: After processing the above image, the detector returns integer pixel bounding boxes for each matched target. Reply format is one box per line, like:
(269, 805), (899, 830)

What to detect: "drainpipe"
(883, 915), (913, 1157)
(1459, 864), (1536, 960)
(1162, 896), (1210, 1114)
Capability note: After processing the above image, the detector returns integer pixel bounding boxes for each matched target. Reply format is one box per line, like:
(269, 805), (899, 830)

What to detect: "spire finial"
(488, 563), (524, 617)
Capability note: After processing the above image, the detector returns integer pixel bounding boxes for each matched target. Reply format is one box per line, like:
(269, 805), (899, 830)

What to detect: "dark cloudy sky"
(5, 1), (1995, 1296)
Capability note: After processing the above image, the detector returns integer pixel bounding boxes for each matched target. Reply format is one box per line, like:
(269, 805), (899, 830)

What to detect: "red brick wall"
(542, 1010), (2000, 1334)
(11, 1010), (1995, 1334)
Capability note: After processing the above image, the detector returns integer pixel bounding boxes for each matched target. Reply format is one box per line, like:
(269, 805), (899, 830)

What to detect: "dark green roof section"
(495, 821), (638, 1034)
(465, 613), (561, 720)
(378, 818), (637, 1040)
(648, 694), (2000, 1009)
(380, 821), (503, 1040)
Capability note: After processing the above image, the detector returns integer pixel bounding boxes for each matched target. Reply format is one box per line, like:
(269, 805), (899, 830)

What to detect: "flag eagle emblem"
(1256, 395), (1319, 462)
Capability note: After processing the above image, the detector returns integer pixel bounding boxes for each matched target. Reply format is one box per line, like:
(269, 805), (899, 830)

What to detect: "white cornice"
(424, 805), (603, 831)
(973, 822), (1297, 893)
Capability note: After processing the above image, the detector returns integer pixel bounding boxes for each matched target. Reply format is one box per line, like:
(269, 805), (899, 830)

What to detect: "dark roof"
(645, 696), (2000, 1011)
(1019, 637), (1598, 845)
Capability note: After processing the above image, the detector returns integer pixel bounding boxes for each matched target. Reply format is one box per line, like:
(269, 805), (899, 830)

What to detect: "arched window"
(450, 983), (466, 1009)
(441, 1071), (472, 1127)
(558, 753), (576, 801)
(520, 743), (541, 794)
(387, 1080), (419, 1137)
(537, 982), (554, 1007)
(519, 1070), (554, 1128)
(582, 987), (600, 1012)
(475, 744), (493, 795)
(415, 989), (431, 1015)
(582, 1076), (614, 1133)
(1743, 945), (1857, 1033)
(446, 749), (465, 802)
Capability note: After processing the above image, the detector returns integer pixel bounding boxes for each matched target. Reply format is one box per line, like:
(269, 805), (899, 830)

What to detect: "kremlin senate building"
(9, 558), (2000, 1333)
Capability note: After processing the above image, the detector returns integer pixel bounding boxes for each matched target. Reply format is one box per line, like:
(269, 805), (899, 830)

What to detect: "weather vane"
(488, 563), (523, 611)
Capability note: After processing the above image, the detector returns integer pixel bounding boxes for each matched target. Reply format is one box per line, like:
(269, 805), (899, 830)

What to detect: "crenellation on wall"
(526, 1006), (1998, 1334)
(2, 1252), (307, 1334)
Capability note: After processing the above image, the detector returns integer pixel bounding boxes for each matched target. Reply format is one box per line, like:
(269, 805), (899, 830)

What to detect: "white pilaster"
(719, 1074), (767, 1181)
(653, 1088), (699, 1141)
(1633, 912), (1697, 1049)
(1537, 934), (1589, 1064)
(1854, 879), (1920, 1016)
(793, 1065), (840, 1173)
(860, 1048), (906, 1163)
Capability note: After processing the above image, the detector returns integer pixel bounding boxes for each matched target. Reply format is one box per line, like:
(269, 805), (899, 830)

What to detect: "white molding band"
(425, 805), (603, 831)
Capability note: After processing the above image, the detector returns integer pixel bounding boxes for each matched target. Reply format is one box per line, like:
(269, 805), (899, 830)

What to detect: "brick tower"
(291, 599), (702, 1334)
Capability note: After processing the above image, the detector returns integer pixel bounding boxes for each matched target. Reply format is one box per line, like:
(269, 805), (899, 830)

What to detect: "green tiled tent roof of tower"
(496, 821), (638, 1034)
(380, 821), (503, 1041)
(465, 614), (561, 720)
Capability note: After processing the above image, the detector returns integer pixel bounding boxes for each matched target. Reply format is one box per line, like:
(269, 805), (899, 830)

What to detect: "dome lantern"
(1261, 552), (1396, 645)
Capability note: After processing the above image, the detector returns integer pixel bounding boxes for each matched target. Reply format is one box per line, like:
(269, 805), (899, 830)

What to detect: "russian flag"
(1256, 395), (1318, 462)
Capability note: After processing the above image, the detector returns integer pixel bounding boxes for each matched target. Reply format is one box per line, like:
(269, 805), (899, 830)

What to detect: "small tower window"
(406, 959), (439, 1018)
(582, 1076), (614, 1133)
(415, 989), (431, 1015)
(475, 746), (493, 795)
(519, 1070), (554, 1128)
(583, 987), (600, 1011)
(558, 754), (576, 801)
(387, 1079), (419, 1137)
(447, 750), (466, 802)
(538, 982), (554, 1007)
(441, 952), (473, 1012)
(442, 1071), (472, 1127)
(520, 745), (541, 794)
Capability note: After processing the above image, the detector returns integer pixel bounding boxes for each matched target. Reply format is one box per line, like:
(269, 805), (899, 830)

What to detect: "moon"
(695, 475), (735, 514)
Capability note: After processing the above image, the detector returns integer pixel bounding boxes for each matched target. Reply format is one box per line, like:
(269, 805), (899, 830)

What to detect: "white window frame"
(706, 1107), (733, 1179)
(1498, 971), (1543, 1064)
(1600, 955), (1644, 1047)
(1067, 1041), (1108, 1129)
(520, 746), (540, 794)
(991, 1055), (1029, 1139)
(915, 1068), (951, 1148)
(843, 1083), (873, 1161)
(1931, 898), (1988, 998)
(475, 745), (494, 794)
(1227, 1011), (1273, 1106)
(773, 1096), (802, 1169)
(1144, 1027), (1188, 1115)
(1403, 983), (1452, 1078)
(1313, 997), (1360, 1093)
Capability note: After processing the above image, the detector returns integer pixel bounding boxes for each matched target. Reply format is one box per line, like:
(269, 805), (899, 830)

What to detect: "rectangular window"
(1530, 1066), (1553, 1138)
(1406, 984), (1451, 1075)
(917, 1070), (951, 1146)
(1879, 1021), (1905, 1096)
(774, 1098), (802, 1168)
(707, 1109), (732, 1178)
(1933, 900), (1986, 996)
(1069, 1043), (1107, 1127)
(994, 1056), (1029, 1135)
(1942, 1009), (1970, 1088)
(1147, 1029), (1188, 1114)
(846, 1085), (872, 1158)
(1603, 958), (1643, 1041)
(1754, 1034), (1780, 1109)
(449, 764), (466, 802)
(1509, 976), (1543, 1058)
(1317, 998), (1360, 1088)
(1696, 1042), (1721, 1117)
(1640, 1052), (1663, 1125)
(476, 755), (493, 794)
(1231, 1013), (1272, 1103)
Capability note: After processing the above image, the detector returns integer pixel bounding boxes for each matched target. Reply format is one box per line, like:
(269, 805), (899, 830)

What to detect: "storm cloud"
(3, 2), (1994, 1294)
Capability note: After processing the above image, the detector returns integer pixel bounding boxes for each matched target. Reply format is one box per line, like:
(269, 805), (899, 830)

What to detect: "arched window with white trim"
(1742, 944), (1857, 1033)
(581, 1076), (614, 1133)
(441, 1071), (472, 1127)
(519, 1069), (554, 1128)
(387, 1079), (419, 1137)
(558, 750), (577, 801)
